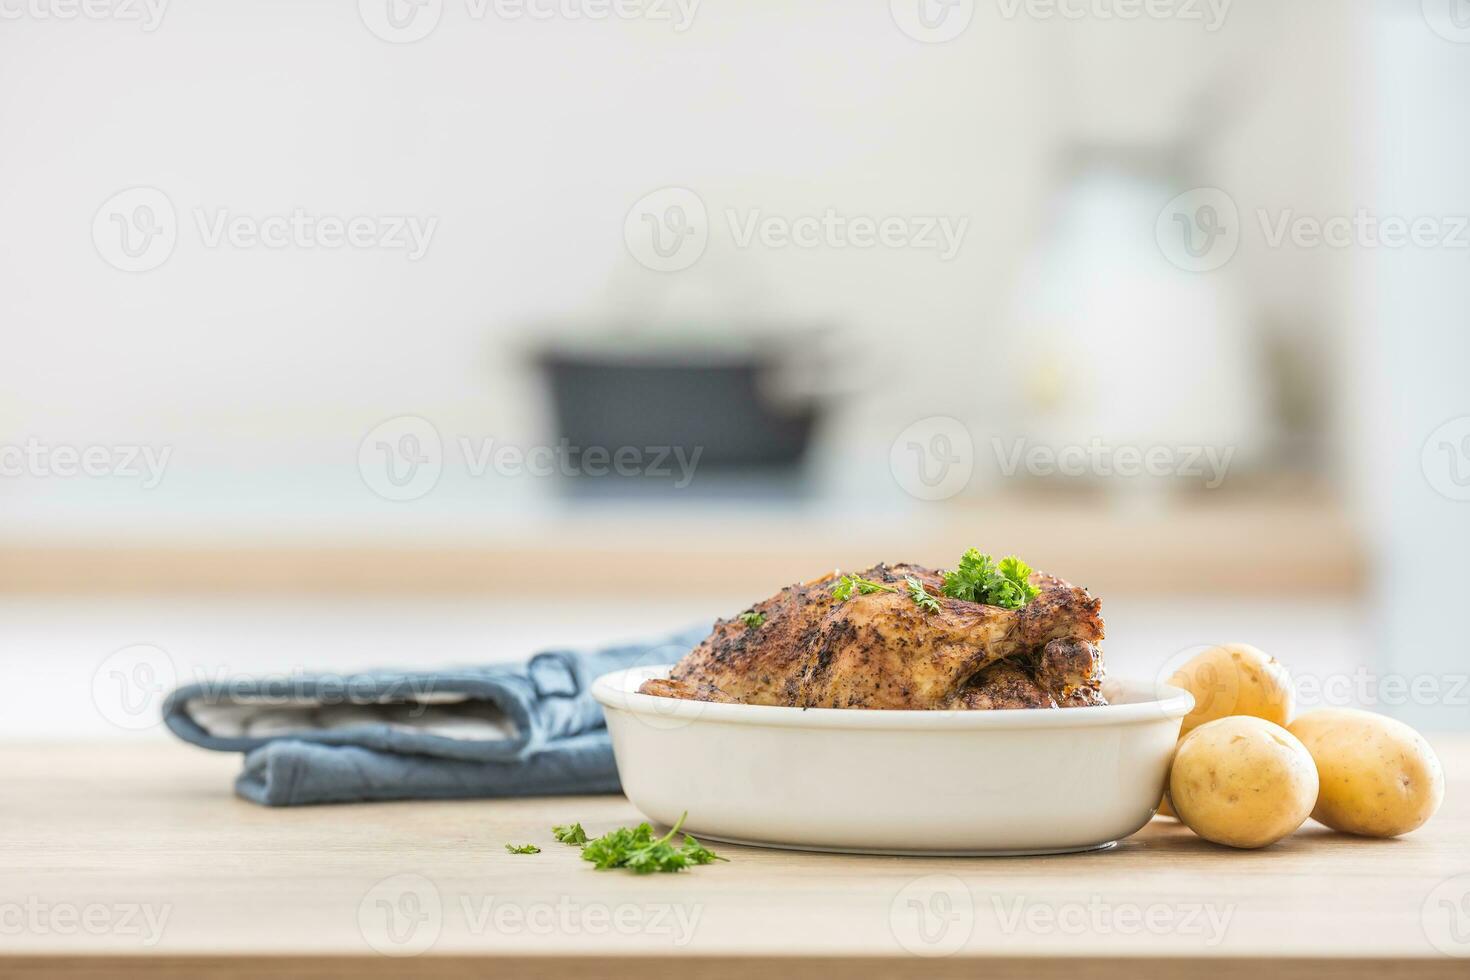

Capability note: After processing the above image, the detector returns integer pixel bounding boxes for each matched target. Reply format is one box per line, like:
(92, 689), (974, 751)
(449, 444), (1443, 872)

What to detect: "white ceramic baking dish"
(593, 665), (1194, 855)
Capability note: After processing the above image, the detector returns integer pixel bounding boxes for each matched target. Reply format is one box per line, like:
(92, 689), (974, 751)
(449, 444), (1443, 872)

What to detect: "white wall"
(1359, 1), (1470, 730)
(0, 1), (1359, 534)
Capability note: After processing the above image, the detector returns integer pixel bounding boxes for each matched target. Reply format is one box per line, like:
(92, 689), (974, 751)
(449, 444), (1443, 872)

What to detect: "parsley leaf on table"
(552, 822), (588, 845)
(579, 812), (727, 874)
(505, 843), (541, 854)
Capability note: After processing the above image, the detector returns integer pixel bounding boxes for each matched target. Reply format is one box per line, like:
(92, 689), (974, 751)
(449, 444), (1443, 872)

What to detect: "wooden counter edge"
(1, 954), (1461, 980)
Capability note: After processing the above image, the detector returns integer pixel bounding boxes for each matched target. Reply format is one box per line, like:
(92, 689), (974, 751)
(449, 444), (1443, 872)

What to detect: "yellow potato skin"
(1157, 643), (1295, 818)
(1170, 716), (1318, 849)
(1288, 709), (1444, 838)
(1170, 643), (1295, 736)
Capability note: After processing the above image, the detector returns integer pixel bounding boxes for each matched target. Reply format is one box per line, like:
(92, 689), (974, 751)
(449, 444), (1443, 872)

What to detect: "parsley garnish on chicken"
(941, 550), (1041, 610)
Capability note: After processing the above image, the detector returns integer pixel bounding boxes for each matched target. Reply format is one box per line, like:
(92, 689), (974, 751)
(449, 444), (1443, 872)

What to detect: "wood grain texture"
(2, 736), (1463, 979)
(2, 957), (1466, 980)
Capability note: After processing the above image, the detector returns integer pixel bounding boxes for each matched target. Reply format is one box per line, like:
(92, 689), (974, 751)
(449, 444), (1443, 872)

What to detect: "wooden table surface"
(4, 737), (1466, 979)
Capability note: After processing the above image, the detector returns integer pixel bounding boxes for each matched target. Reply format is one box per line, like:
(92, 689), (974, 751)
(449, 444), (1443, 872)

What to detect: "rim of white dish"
(593, 665), (1194, 730)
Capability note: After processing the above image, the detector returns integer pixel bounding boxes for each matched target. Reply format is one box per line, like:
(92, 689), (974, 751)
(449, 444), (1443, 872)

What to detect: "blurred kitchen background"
(1, 0), (1466, 734)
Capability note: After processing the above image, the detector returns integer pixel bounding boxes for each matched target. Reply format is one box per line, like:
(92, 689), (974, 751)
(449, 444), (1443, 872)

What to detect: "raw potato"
(1157, 643), (1296, 818)
(1170, 716), (1318, 849)
(1170, 643), (1295, 735)
(1288, 709), (1444, 838)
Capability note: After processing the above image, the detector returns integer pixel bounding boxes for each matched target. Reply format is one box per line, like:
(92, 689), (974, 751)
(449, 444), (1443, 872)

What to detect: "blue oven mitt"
(161, 626), (707, 806)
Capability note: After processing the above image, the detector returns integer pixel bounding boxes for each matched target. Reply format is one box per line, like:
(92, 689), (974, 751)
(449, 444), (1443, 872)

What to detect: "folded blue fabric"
(162, 626), (707, 806)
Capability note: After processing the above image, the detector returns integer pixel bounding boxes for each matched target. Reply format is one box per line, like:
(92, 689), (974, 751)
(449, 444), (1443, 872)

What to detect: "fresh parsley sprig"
(579, 812), (726, 874)
(832, 573), (942, 614)
(906, 576), (941, 613)
(552, 822), (588, 845)
(737, 610), (766, 630)
(830, 574), (894, 602)
(505, 843), (541, 854)
(940, 549), (1040, 609)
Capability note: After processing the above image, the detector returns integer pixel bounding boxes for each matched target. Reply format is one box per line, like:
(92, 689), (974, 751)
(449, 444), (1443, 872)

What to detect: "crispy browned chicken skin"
(642, 562), (1106, 709)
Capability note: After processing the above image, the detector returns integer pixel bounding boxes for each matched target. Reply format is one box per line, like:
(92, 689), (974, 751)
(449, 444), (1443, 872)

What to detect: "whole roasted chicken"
(641, 560), (1106, 710)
